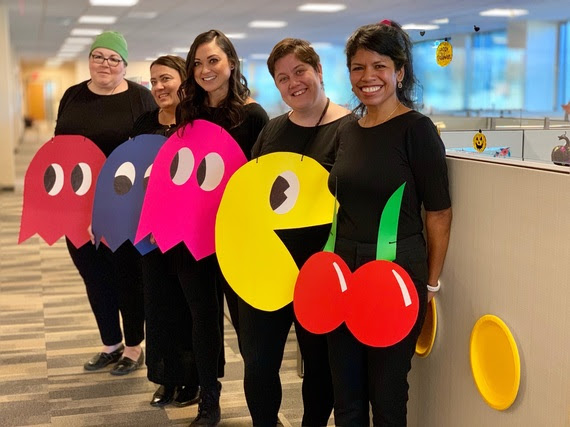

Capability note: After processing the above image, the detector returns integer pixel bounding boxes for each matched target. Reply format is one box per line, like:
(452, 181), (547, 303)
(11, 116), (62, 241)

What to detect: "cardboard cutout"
(294, 183), (420, 347)
(135, 120), (246, 259)
(216, 152), (334, 311)
(19, 135), (105, 248)
(92, 134), (167, 255)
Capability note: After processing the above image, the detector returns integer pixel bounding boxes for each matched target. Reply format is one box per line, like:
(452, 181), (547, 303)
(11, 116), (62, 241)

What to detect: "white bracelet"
(427, 280), (441, 292)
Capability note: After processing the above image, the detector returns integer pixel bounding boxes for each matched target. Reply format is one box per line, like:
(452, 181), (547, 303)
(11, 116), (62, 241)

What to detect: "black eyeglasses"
(90, 54), (123, 67)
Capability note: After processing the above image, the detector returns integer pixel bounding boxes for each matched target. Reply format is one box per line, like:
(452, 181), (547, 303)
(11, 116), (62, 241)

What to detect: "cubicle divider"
(406, 154), (569, 426)
(440, 130), (524, 158)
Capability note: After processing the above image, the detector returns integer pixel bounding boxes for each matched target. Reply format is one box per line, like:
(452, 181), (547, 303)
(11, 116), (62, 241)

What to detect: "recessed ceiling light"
(248, 20), (287, 29)
(402, 24), (440, 31)
(64, 37), (94, 45)
(145, 57), (156, 61)
(479, 8), (528, 17)
(57, 52), (79, 58)
(297, 3), (346, 12)
(172, 47), (189, 53)
(250, 53), (270, 60)
(78, 15), (117, 24)
(431, 18), (449, 25)
(226, 33), (247, 39)
(89, 0), (139, 6)
(59, 45), (87, 53)
(127, 11), (158, 19)
(45, 59), (63, 67)
(71, 28), (103, 36)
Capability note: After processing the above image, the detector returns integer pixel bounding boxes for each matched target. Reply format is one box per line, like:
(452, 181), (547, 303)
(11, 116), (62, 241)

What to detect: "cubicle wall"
(407, 155), (570, 426)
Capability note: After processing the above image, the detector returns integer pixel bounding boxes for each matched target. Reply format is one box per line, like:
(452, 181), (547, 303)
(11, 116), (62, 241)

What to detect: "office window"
(558, 21), (570, 109)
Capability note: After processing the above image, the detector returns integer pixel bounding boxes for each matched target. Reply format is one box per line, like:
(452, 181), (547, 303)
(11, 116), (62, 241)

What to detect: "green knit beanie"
(90, 31), (129, 65)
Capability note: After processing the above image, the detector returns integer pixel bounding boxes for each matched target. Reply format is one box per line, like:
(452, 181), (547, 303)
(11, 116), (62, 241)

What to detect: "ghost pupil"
(270, 175), (290, 211)
(196, 159), (206, 186)
(170, 152), (179, 180)
(71, 164), (84, 192)
(114, 175), (133, 195)
(44, 165), (56, 193)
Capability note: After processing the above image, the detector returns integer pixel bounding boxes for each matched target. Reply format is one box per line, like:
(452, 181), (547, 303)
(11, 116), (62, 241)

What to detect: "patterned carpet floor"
(0, 124), (312, 426)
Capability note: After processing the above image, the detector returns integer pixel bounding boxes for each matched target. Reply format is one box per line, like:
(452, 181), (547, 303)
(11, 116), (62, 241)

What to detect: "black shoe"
(190, 386), (221, 426)
(83, 344), (124, 371)
(172, 385), (199, 407)
(150, 385), (177, 407)
(110, 349), (144, 376)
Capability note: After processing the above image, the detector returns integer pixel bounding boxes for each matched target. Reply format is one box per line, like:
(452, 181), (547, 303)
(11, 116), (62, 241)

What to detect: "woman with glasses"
(55, 31), (156, 375)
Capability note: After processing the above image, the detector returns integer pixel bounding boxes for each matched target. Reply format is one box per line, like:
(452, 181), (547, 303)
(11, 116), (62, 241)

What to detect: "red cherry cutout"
(294, 251), (351, 334)
(346, 260), (419, 347)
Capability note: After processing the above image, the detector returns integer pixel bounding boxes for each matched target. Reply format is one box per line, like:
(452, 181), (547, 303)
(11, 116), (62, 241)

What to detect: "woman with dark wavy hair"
(175, 29), (268, 426)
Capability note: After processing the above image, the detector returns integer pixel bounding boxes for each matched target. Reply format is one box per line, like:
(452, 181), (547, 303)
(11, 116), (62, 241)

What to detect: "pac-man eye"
(44, 163), (64, 196)
(143, 164), (152, 191)
(197, 152), (224, 191)
(269, 170), (300, 215)
(170, 147), (194, 186)
(71, 162), (92, 196)
(114, 161), (136, 195)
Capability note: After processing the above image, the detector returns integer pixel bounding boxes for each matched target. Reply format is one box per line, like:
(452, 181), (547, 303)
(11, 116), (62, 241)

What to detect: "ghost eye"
(197, 152), (224, 191)
(44, 163), (64, 196)
(143, 164), (152, 190)
(170, 147), (194, 186)
(114, 162), (136, 195)
(71, 162), (92, 196)
(269, 170), (300, 214)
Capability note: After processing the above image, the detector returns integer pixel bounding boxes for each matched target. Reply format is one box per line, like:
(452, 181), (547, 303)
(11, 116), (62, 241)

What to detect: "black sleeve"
(131, 110), (153, 137)
(244, 103), (269, 158)
(54, 83), (82, 135)
(251, 124), (267, 159)
(406, 116), (451, 211)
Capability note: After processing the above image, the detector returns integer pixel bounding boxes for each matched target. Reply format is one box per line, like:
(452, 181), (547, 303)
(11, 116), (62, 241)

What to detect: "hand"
(149, 233), (156, 245)
(87, 224), (95, 245)
(427, 290), (436, 302)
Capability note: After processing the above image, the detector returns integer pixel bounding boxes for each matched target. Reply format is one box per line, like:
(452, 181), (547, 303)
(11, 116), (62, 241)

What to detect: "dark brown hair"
(177, 29), (250, 129)
(267, 38), (321, 79)
(150, 55), (187, 82)
(346, 21), (417, 113)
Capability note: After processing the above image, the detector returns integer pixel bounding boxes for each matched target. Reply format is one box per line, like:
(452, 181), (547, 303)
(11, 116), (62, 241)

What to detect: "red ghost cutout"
(19, 135), (106, 248)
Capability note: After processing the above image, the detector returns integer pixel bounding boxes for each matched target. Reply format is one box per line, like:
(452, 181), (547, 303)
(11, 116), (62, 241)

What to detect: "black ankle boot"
(190, 386), (220, 426)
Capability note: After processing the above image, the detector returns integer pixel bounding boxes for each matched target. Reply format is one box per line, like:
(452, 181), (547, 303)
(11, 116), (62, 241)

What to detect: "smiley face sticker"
(215, 152), (334, 312)
(436, 40), (453, 67)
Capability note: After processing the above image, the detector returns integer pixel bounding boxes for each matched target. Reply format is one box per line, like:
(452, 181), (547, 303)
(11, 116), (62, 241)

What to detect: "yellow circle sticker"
(215, 152), (335, 311)
(436, 41), (453, 67)
(473, 131), (487, 152)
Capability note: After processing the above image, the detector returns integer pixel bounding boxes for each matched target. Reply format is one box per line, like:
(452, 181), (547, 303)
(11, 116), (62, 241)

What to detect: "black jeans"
(327, 237), (428, 427)
(175, 248), (222, 391)
(239, 300), (334, 427)
(66, 238), (144, 347)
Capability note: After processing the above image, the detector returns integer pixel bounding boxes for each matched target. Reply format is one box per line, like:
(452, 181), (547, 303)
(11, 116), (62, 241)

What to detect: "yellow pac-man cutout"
(436, 41), (453, 67)
(215, 152), (334, 311)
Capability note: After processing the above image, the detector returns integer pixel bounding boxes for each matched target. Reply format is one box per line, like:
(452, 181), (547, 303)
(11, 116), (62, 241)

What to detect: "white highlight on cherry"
(392, 269), (412, 307)
(332, 262), (347, 292)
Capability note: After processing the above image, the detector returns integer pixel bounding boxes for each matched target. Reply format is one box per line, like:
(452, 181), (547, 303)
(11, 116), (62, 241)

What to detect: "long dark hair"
(346, 21), (417, 115)
(177, 29), (250, 129)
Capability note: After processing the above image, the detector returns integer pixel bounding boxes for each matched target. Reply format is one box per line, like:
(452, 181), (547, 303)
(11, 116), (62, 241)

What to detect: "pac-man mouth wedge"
(135, 120), (247, 260)
(92, 134), (167, 255)
(19, 135), (106, 248)
(294, 183), (420, 347)
(215, 152), (335, 312)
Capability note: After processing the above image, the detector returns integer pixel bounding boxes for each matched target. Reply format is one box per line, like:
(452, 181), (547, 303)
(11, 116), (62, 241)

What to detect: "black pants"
(142, 248), (198, 386)
(327, 237), (428, 427)
(239, 300), (334, 427)
(66, 238), (144, 347)
(175, 248), (222, 391)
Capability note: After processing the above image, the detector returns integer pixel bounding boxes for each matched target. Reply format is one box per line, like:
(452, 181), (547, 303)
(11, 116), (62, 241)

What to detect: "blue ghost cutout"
(92, 134), (167, 255)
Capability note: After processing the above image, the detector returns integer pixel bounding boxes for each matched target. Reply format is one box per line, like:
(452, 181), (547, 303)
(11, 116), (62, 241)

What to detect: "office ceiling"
(4, 0), (570, 64)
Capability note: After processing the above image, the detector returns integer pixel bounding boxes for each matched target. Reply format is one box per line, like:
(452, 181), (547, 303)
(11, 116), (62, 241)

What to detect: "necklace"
(363, 102), (401, 127)
(290, 97), (330, 127)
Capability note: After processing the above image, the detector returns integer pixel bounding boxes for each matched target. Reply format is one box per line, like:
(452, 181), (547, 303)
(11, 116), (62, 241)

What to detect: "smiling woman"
(53, 30), (156, 378)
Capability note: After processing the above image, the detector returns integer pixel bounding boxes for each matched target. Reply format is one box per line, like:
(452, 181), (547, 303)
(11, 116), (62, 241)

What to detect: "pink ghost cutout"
(135, 120), (247, 259)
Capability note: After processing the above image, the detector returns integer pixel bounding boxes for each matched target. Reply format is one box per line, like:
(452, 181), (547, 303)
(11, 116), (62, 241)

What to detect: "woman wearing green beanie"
(55, 30), (156, 375)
